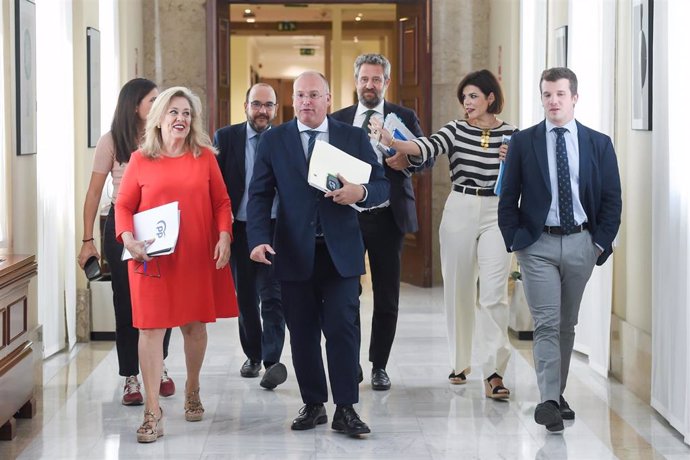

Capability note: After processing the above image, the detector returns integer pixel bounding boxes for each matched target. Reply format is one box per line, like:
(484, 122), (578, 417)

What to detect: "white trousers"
(439, 191), (511, 378)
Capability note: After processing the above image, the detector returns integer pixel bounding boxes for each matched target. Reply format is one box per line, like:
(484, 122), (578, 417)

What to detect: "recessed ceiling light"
(244, 9), (251, 14)
(355, 16), (362, 22)
(246, 18), (256, 23)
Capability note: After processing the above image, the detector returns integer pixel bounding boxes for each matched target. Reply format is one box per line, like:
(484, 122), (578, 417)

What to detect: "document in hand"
(382, 113), (418, 177)
(308, 140), (372, 193)
(494, 161), (505, 196)
(383, 114), (416, 148)
(121, 201), (180, 261)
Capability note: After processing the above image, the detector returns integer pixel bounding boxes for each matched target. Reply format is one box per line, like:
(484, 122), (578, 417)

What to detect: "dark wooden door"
(206, 0), (230, 134)
(397, 1), (433, 287)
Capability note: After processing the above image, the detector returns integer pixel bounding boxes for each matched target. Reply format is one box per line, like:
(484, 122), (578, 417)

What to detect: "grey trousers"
(515, 230), (598, 403)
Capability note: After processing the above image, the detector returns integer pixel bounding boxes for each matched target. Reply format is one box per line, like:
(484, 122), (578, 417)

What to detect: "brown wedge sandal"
(484, 373), (510, 400)
(185, 388), (205, 422)
(137, 407), (164, 443)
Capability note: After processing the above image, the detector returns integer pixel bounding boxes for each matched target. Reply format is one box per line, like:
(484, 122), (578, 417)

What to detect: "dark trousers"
(103, 206), (171, 377)
(358, 208), (405, 369)
(230, 220), (284, 365)
(281, 241), (360, 405)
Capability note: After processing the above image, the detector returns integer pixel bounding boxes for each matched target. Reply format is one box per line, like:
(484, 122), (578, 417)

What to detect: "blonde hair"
(140, 86), (215, 159)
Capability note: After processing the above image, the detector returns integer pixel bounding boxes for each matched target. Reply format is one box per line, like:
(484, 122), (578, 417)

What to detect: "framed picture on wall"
(555, 26), (568, 68)
(632, 0), (653, 130)
(15, 0), (37, 155)
(87, 27), (101, 147)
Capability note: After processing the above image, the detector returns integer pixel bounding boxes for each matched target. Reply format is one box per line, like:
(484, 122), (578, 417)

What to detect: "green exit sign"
(278, 22), (297, 31)
(299, 48), (315, 56)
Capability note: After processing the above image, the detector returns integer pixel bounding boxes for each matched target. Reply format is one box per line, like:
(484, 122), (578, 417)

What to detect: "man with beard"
(214, 83), (287, 390)
(331, 54), (428, 391)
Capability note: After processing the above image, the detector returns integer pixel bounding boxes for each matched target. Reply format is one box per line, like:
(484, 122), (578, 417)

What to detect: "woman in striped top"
(370, 69), (517, 399)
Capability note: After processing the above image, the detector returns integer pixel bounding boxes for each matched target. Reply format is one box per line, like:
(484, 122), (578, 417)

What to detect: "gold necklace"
(480, 129), (491, 149)
(469, 117), (498, 150)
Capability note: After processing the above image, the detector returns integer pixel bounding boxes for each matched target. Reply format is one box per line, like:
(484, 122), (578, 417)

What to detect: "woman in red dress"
(116, 86), (238, 443)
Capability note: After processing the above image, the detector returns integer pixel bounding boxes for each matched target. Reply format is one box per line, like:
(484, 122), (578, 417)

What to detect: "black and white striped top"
(412, 120), (518, 188)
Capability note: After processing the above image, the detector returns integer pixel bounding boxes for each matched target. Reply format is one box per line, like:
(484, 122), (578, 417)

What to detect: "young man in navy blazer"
(247, 71), (389, 436)
(330, 53), (427, 391)
(214, 83), (287, 390)
(498, 67), (622, 433)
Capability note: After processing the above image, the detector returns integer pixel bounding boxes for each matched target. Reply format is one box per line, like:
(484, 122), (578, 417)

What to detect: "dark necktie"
(554, 127), (575, 234)
(304, 130), (322, 236)
(305, 130), (319, 162)
(361, 109), (376, 134)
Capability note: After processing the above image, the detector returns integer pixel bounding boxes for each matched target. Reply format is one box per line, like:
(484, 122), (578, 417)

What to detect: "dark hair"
(540, 67), (578, 95)
(456, 69), (504, 114)
(354, 53), (391, 80)
(111, 78), (157, 164)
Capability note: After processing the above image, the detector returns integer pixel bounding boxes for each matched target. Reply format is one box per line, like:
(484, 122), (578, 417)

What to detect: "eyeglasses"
(134, 259), (161, 278)
(293, 91), (327, 101)
(249, 101), (277, 110)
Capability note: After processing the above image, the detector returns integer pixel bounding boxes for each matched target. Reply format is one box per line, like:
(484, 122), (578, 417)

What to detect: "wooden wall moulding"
(0, 254), (38, 441)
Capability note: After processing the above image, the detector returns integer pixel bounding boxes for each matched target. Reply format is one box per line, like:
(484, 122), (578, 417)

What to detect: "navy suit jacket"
(497, 120), (622, 266)
(330, 101), (426, 234)
(247, 117), (390, 281)
(213, 122), (248, 218)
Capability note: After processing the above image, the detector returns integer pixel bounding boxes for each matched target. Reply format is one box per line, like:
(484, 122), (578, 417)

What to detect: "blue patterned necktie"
(361, 109), (376, 134)
(305, 130), (319, 162)
(554, 127), (575, 234)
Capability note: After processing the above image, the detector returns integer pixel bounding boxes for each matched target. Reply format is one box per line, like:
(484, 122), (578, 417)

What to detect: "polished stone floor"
(2, 284), (689, 459)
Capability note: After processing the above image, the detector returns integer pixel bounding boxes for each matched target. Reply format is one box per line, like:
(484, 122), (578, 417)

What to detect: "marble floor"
(2, 284), (689, 459)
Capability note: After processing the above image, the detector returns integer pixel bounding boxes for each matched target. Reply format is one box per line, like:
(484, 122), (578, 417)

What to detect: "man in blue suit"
(248, 71), (389, 437)
(498, 68), (622, 433)
(213, 83), (286, 389)
(331, 54), (427, 391)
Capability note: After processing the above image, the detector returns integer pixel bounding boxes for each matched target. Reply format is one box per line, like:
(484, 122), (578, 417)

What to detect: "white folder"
(307, 140), (372, 193)
(121, 201), (180, 260)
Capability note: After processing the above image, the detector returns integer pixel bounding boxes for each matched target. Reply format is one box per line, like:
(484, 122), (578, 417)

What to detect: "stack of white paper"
(121, 201), (180, 260)
(307, 140), (372, 191)
(383, 113), (416, 143)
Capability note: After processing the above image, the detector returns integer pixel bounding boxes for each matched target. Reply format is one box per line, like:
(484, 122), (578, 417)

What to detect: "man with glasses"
(331, 53), (428, 391)
(214, 83), (287, 390)
(248, 71), (389, 437)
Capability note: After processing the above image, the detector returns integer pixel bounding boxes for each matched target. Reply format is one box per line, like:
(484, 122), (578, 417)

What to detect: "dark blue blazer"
(213, 122), (248, 217)
(247, 117), (390, 281)
(330, 101), (426, 234)
(497, 120), (622, 266)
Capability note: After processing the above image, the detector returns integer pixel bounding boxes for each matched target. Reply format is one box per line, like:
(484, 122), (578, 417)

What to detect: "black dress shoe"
(559, 396), (575, 420)
(291, 404), (327, 431)
(260, 362), (287, 389)
(240, 359), (261, 378)
(331, 405), (371, 436)
(357, 363), (363, 384)
(371, 368), (391, 391)
(534, 401), (564, 433)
